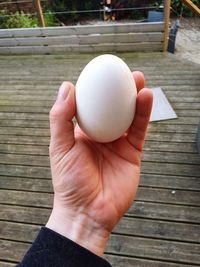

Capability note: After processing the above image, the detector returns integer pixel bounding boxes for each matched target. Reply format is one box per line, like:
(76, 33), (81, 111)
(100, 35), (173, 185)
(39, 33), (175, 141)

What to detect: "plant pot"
(147, 11), (164, 22)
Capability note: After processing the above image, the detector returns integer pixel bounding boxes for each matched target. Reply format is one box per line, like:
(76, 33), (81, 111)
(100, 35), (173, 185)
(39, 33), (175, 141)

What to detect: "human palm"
(52, 127), (140, 232)
(47, 72), (152, 256)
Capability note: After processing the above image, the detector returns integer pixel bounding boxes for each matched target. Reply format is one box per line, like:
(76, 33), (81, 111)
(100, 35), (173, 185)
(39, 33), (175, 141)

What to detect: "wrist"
(46, 206), (110, 256)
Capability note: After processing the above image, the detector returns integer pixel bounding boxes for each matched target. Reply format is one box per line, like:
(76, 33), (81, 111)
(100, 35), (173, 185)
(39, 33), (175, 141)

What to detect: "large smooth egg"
(75, 54), (137, 143)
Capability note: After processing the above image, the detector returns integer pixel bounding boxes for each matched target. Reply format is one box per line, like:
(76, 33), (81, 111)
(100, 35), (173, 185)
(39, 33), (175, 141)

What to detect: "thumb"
(49, 82), (76, 157)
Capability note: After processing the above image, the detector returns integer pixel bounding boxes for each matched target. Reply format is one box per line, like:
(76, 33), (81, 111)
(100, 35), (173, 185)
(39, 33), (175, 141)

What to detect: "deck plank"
(2, 217), (199, 244)
(0, 150), (199, 166)
(1, 201), (199, 224)
(0, 52), (200, 266)
(1, 232), (200, 265)
(107, 234), (200, 265)
(0, 187), (199, 206)
(1, 172), (200, 192)
(0, 141), (198, 155)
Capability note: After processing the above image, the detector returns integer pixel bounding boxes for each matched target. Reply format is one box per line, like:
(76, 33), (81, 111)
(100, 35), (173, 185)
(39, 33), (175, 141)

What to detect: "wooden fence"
(0, 22), (164, 54)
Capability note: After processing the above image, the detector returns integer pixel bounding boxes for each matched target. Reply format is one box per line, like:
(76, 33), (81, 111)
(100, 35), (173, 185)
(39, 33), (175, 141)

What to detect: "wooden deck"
(0, 52), (200, 266)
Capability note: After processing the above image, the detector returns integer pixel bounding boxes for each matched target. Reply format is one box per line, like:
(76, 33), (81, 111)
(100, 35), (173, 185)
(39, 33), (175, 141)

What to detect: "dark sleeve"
(16, 227), (112, 267)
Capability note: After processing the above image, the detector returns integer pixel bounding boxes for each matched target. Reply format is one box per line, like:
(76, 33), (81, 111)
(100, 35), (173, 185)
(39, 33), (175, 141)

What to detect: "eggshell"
(75, 54), (137, 143)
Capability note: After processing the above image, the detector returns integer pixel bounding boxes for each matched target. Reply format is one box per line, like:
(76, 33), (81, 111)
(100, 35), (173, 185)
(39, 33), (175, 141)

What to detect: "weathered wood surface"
(0, 22), (164, 38)
(0, 42), (163, 54)
(1, 221), (200, 264)
(0, 52), (200, 266)
(1, 200), (199, 224)
(0, 150), (199, 165)
(0, 32), (164, 47)
(0, 23), (164, 54)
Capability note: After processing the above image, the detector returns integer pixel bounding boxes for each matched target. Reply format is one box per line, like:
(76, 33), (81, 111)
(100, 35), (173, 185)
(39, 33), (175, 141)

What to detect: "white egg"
(75, 54), (137, 143)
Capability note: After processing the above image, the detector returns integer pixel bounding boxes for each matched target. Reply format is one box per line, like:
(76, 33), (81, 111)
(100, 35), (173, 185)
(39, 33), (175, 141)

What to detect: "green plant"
(0, 9), (38, 29)
(171, 0), (200, 17)
(44, 11), (59, 26)
(153, 0), (164, 10)
(46, 0), (100, 24)
(0, 10), (8, 28)
(47, 0), (77, 23)
(153, 0), (200, 17)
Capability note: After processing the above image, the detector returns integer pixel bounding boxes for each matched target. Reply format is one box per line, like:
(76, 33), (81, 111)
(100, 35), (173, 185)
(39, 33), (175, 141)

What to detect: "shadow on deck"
(0, 52), (200, 267)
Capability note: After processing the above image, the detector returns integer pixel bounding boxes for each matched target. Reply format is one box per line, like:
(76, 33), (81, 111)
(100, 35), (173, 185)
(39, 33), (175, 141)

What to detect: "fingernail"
(57, 82), (70, 101)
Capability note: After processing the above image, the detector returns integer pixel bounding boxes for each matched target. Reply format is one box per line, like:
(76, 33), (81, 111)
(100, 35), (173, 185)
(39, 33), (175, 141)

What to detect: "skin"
(46, 71), (153, 256)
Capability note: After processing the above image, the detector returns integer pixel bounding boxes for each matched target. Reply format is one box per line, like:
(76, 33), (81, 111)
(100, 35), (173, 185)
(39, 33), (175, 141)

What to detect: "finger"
(49, 82), (76, 155)
(127, 88), (153, 152)
(133, 71), (145, 93)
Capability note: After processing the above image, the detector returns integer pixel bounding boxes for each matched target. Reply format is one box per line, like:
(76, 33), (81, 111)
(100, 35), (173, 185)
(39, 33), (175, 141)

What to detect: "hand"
(46, 72), (153, 256)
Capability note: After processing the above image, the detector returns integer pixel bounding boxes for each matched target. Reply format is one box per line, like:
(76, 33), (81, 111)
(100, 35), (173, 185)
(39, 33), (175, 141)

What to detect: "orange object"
(182, 0), (200, 16)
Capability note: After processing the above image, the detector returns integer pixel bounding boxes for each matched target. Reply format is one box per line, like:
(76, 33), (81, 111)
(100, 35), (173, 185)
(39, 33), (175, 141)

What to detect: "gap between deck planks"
(1, 234), (200, 266)
(0, 187), (200, 207)
(1, 200), (200, 224)
(1, 218), (200, 244)
(1, 173), (200, 192)
(0, 150), (200, 165)
(0, 141), (198, 153)
(0, 159), (199, 177)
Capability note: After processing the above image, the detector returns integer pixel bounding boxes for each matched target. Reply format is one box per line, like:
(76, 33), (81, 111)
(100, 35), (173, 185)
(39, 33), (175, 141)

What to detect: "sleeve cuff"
(17, 226), (112, 267)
